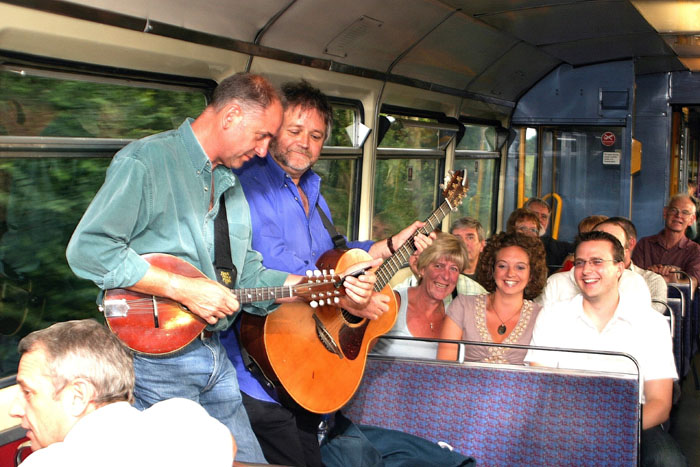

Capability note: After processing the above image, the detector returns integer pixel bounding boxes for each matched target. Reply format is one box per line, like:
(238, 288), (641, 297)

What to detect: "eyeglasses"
(573, 258), (617, 268)
(667, 207), (694, 218)
(515, 226), (538, 236)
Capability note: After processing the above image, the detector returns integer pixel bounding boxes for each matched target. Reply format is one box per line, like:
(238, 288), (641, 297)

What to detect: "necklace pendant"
(497, 324), (506, 335)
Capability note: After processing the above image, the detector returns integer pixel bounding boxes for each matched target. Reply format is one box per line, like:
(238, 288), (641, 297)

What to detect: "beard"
(271, 143), (315, 174)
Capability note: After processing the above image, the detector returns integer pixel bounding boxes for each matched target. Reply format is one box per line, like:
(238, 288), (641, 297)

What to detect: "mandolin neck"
(374, 198), (457, 291)
(235, 285), (295, 304)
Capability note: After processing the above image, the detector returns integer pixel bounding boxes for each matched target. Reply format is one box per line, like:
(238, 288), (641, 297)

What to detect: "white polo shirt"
(525, 294), (677, 403)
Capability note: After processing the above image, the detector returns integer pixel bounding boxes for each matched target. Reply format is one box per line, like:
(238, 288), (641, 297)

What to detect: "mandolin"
(240, 170), (469, 413)
(101, 253), (344, 355)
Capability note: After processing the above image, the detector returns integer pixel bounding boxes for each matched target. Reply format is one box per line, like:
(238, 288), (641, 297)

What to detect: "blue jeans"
(640, 425), (686, 467)
(132, 332), (267, 464)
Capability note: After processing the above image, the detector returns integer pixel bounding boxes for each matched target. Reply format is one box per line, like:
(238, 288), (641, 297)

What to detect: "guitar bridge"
(312, 314), (343, 359)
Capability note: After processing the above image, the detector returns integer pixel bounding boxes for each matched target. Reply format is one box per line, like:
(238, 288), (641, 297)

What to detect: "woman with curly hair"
(437, 232), (547, 364)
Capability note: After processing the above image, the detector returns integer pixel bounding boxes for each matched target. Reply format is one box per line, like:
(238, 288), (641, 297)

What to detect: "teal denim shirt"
(66, 119), (288, 331)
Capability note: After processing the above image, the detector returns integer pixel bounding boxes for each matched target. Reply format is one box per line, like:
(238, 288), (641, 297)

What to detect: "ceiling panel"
(542, 32), (675, 65)
(466, 42), (561, 101)
(478, 0), (654, 46)
(260, 0), (453, 72)
(442, 0), (583, 16)
(62, 0), (288, 41)
(391, 13), (519, 89)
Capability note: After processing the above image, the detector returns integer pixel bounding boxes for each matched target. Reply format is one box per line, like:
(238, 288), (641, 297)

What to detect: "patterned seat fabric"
(343, 358), (639, 467)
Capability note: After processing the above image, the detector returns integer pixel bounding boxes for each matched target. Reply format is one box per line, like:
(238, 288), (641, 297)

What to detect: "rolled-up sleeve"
(66, 153), (152, 290)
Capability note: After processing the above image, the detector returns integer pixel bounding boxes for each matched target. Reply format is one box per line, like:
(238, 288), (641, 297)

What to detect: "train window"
(458, 124), (497, 152)
(506, 126), (626, 242)
(504, 127), (539, 219)
(373, 114), (446, 239)
(319, 103), (363, 239)
(0, 67), (206, 138)
(0, 68), (208, 382)
(452, 123), (501, 237)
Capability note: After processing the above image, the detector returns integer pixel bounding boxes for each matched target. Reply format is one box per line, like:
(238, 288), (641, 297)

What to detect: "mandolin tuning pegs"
(313, 270), (322, 277)
(310, 301), (318, 308)
(329, 269), (335, 276)
(319, 299), (325, 306)
(306, 270), (313, 277)
(333, 297), (340, 304)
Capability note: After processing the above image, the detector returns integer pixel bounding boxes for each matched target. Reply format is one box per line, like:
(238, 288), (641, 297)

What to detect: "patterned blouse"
(446, 294), (542, 364)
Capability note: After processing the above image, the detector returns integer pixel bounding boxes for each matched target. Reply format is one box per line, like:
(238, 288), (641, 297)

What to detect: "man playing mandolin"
(66, 73), (382, 464)
(221, 80), (436, 466)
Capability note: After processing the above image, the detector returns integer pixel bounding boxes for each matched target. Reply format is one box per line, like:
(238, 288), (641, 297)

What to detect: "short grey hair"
(524, 197), (551, 213)
(450, 216), (485, 242)
(18, 319), (134, 404)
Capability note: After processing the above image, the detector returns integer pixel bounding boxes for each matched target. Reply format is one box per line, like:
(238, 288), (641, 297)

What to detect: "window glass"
(458, 124), (496, 151)
(504, 127), (538, 218)
(0, 69), (206, 138)
(328, 106), (356, 147)
(372, 159), (439, 239)
(313, 158), (358, 237)
(449, 158), (498, 238)
(378, 115), (441, 150)
(0, 69), (208, 381)
(0, 157), (109, 379)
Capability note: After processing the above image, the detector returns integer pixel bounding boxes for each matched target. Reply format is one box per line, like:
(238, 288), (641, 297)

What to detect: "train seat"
(343, 354), (640, 466)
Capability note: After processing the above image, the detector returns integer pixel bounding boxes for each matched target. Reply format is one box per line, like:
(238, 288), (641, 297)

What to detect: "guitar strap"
(317, 202), (348, 250)
(214, 194), (237, 289)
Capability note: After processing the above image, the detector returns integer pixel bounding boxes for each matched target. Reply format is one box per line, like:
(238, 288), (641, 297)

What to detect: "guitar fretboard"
(374, 197), (458, 291)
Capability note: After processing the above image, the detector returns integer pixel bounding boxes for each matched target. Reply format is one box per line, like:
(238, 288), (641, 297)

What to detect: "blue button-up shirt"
(66, 119), (288, 332)
(222, 154), (373, 401)
(232, 155), (373, 274)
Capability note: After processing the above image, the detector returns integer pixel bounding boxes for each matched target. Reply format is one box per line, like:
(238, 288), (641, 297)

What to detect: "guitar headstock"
(294, 270), (345, 307)
(440, 169), (469, 211)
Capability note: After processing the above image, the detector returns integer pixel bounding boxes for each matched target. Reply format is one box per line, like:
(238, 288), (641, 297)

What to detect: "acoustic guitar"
(101, 253), (345, 355)
(240, 170), (469, 413)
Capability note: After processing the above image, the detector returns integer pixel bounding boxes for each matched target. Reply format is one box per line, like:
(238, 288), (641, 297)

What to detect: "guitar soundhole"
(341, 308), (362, 324)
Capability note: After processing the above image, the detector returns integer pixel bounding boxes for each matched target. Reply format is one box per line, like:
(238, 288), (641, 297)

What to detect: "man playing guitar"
(221, 80), (433, 466)
(66, 73), (380, 464)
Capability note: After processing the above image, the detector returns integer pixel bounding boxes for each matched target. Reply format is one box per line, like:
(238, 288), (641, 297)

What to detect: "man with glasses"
(633, 194), (700, 284)
(526, 231), (684, 467)
(537, 219), (652, 309)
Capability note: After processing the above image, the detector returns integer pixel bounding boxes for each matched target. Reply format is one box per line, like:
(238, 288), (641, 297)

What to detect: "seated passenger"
(450, 217), (486, 281)
(537, 225), (652, 310)
(558, 214), (609, 272)
(10, 319), (235, 467)
(525, 231), (685, 467)
(390, 232), (487, 302)
(595, 217), (667, 313)
(633, 193), (700, 284)
(505, 207), (541, 238)
(437, 232), (546, 364)
(373, 233), (470, 359)
(523, 198), (574, 273)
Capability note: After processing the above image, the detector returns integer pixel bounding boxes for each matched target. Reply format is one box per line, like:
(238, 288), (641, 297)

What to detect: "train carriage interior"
(4, 0), (700, 465)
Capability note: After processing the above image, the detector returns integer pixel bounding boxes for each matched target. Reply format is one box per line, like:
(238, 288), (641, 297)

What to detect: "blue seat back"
(343, 357), (640, 467)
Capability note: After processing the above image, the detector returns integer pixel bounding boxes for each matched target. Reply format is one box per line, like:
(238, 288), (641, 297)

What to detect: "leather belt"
(200, 329), (214, 340)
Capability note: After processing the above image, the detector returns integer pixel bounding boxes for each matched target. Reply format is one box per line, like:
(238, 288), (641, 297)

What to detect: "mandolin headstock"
(295, 270), (345, 307)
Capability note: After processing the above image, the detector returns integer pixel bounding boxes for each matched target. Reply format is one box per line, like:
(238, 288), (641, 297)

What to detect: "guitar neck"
(374, 198), (457, 291)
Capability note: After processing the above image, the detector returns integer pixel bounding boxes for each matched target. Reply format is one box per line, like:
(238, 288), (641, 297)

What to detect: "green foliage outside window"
(0, 69), (206, 379)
